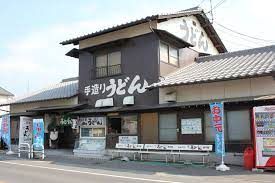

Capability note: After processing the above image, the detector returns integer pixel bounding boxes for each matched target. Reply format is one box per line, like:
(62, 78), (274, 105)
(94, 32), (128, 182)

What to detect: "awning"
(27, 103), (87, 112)
(71, 95), (275, 115)
(9, 112), (38, 117)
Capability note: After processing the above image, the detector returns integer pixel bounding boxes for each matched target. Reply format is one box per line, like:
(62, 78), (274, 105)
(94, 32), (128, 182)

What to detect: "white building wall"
(0, 95), (13, 116)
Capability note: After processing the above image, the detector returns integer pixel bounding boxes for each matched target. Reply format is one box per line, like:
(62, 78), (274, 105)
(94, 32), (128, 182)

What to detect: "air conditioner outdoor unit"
(123, 96), (134, 105)
(164, 92), (176, 102)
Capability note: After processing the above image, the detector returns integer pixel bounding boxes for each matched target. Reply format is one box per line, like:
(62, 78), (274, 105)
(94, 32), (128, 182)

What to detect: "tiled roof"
(60, 7), (226, 53)
(150, 45), (275, 88)
(3, 79), (78, 105)
(0, 87), (14, 96)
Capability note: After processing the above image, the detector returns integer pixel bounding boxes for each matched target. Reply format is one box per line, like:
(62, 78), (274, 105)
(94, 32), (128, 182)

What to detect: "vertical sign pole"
(216, 102), (230, 171)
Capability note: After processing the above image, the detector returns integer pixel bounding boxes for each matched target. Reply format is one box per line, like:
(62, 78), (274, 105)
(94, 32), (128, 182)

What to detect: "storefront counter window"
(80, 127), (105, 138)
(108, 115), (138, 135)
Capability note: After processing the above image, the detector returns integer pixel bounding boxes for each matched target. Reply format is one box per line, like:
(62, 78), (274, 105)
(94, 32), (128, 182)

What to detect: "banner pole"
(216, 102), (230, 171)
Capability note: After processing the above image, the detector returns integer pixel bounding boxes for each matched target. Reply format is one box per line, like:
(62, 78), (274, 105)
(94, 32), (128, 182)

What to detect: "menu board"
(181, 118), (202, 134)
(253, 106), (275, 168)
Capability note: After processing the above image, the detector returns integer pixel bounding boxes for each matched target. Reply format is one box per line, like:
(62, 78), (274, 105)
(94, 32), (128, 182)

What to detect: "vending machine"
(253, 106), (275, 168)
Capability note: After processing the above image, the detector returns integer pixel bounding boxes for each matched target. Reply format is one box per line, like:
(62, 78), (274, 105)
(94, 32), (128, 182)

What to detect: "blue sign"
(210, 102), (225, 156)
(1, 115), (11, 148)
(33, 118), (44, 149)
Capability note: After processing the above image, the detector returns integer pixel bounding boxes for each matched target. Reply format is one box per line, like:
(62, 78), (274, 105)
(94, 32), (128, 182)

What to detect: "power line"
(206, 0), (227, 14)
(215, 27), (267, 47)
(197, 0), (207, 7)
(215, 22), (275, 43)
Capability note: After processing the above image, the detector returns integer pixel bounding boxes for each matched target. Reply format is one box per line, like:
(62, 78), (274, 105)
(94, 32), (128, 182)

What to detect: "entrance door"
(159, 113), (177, 143)
(140, 113), (158, 144)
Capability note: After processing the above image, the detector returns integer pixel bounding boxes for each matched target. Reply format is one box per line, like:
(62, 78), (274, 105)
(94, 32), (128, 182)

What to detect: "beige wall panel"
(224, 79), (251, 98)
(10, 97), (78, 114)
(79, 21), (157, 49)
(251, 77), (275, 96)
(159, 76), (275, 103)
(176, 85), (202, 102)
(201, 82), (225, 100)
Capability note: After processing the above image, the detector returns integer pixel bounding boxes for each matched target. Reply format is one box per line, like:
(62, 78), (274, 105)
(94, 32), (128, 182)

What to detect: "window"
(108, 115), (138, 135)
(227, 110), (250, 141)
(81, 127), (105, 138)
(204, 110), (250, 142)
(121, 115), (138, 134)
(160, 43), (169, 63)
(96, 51), (121, 77)
(159, 42), (179, 66)
(81, 128), (93, 137)
(92, 128), (106, 137)
(169, 46), (179, 66)
(159, 113), (177, 142)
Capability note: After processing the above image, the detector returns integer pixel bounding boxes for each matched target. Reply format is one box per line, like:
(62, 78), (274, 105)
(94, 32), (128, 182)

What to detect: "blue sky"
(0, 0), (275, 96)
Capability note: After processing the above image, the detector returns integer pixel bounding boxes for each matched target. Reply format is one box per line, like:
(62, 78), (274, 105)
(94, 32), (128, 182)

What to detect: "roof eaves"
(149, 73), (273, 89)
(10, 94), (78, 106)
(60, 15), (159, 45)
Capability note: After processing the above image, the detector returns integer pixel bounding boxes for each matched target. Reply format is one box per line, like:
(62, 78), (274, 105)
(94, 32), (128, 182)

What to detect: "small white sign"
(79, 117), (106, 127)
(181, 118), (202, 134)
(119, 136), (138, 144)
(19, 116), (33, 146)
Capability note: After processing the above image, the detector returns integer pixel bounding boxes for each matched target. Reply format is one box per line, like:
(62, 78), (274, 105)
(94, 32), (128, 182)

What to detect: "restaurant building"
(0, 78), (82, 149)
(61, 7), (228, 157)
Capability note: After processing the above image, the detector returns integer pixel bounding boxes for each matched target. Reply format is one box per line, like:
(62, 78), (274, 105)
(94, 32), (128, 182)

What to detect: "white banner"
(119, 136), (138, 144)
(19, 116), (33, 146)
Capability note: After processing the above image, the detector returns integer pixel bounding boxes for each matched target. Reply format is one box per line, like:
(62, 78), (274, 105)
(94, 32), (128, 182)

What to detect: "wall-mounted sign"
(158, 16), (218, 54)
(84, 75), (149, 97)
(119, 136), (138, 144)
(181, 118), (202, 134)
(19, 116), (33, 146)
(79, 117), (106, 127)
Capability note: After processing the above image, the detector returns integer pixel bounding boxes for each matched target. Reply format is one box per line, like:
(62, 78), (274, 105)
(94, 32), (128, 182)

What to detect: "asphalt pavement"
(0, 154), (274, 183)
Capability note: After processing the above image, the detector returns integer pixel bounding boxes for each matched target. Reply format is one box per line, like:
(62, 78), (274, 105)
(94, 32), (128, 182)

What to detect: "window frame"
(107, 114), (138, 135)
(204, 109), (251, 144)
(95, 51), (122, 78)
(80, 127), (106, 139)
(159, 42), (179, 67)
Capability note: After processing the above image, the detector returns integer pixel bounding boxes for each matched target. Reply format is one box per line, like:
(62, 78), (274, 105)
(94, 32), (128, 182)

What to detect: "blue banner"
(1, 115), (11, 148)
(33, 118), (44, 149)
(210, 102), (225, 156)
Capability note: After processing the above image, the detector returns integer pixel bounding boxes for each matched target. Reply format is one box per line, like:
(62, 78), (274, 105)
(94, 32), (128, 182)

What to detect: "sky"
(0, 0), (275, 96)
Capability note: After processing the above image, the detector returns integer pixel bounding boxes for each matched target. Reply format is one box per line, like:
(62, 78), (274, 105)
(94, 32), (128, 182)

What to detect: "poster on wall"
(33, 118), (44, 149)
(253, 106), (275, 168)
(181, 118), (202, 134)
(1, 115), (11, 149)
(19, 116), (33, 146)
(119, 136), (138, 144)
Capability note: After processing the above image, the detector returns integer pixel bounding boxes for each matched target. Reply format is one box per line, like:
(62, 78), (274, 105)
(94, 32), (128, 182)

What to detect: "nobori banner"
(210, 102), (225, 156)
(1, 114), (11, 148)
(33, 118), (44, 149)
